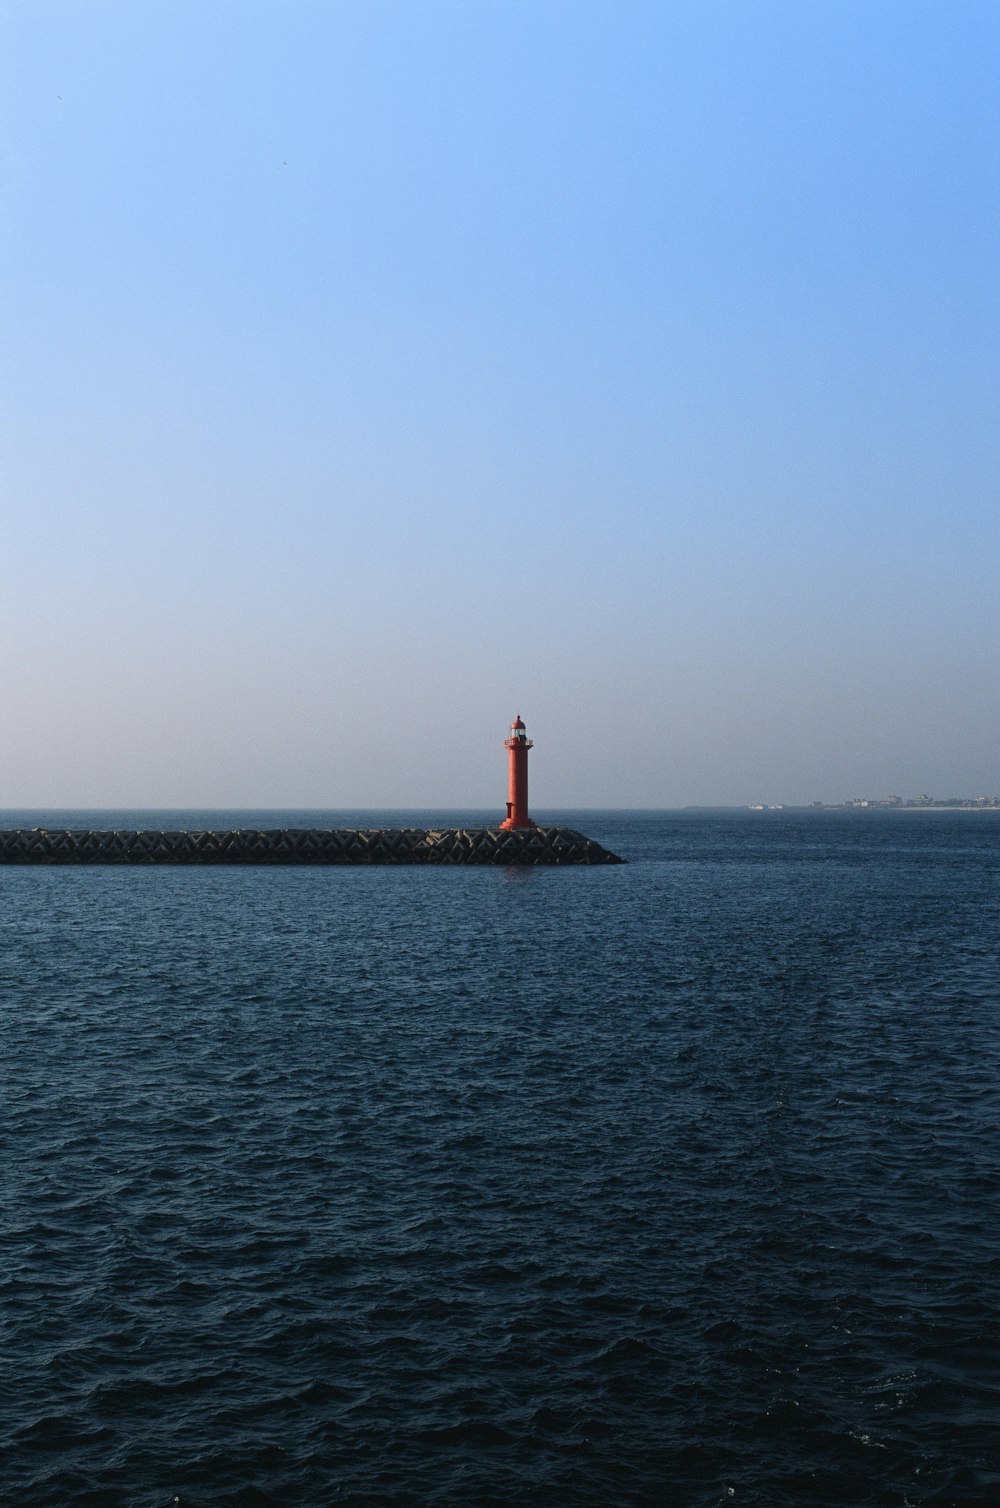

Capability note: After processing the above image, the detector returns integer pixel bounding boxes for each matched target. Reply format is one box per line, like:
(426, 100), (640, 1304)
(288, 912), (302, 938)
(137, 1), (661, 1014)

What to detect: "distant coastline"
(746, 800), (1000, 813)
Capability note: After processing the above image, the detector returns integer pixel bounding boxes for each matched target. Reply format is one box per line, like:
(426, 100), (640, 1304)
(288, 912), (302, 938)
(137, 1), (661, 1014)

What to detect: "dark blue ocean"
(2, 810), (998, 1507)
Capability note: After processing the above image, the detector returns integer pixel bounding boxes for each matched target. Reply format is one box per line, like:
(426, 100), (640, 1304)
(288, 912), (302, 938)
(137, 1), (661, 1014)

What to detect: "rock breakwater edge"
(0, 826), (624, 866)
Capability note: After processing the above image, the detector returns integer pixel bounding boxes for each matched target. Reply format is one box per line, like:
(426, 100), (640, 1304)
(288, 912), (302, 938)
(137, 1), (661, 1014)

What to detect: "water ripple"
(1, 812), (998, 1504)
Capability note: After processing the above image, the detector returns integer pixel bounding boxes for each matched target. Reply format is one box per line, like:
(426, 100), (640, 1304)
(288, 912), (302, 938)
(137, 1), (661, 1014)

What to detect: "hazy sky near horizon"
(2, 1), (998, 807)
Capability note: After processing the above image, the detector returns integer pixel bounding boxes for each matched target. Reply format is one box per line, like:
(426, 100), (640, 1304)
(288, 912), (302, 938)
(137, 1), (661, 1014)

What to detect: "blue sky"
(2, 1), (998, 806)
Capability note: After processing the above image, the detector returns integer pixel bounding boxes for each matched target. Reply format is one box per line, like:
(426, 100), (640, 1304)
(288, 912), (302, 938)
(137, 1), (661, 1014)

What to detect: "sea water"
(1, 810), (998, 1506)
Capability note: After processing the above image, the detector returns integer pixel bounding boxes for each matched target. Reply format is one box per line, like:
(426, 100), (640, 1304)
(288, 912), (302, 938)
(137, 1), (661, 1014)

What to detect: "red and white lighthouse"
(499, 714), (537, 830)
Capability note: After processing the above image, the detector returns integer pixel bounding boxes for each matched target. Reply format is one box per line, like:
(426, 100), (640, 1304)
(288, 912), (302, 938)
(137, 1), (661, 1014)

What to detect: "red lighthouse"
(499, 714), (537, 830)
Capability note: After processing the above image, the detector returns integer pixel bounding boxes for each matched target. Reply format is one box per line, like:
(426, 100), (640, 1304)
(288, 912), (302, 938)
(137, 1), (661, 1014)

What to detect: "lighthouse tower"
(499, 714), (538, 830)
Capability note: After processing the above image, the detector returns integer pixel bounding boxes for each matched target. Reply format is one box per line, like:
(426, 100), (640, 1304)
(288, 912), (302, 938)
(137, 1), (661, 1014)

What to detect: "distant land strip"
(746, 799), (1000, 812)
(0, 827), (624, 866)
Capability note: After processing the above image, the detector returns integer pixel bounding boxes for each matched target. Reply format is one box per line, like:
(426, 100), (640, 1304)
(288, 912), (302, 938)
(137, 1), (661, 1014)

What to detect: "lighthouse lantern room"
(499, 714), (538, 830)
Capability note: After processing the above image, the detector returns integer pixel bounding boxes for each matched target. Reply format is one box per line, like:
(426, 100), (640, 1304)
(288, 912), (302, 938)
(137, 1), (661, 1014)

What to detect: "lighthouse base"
(498, 815), (538, 831)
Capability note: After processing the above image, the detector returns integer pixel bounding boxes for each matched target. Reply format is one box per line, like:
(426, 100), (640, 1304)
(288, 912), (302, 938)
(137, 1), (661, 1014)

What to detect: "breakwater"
(0, 826), (623, 866)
